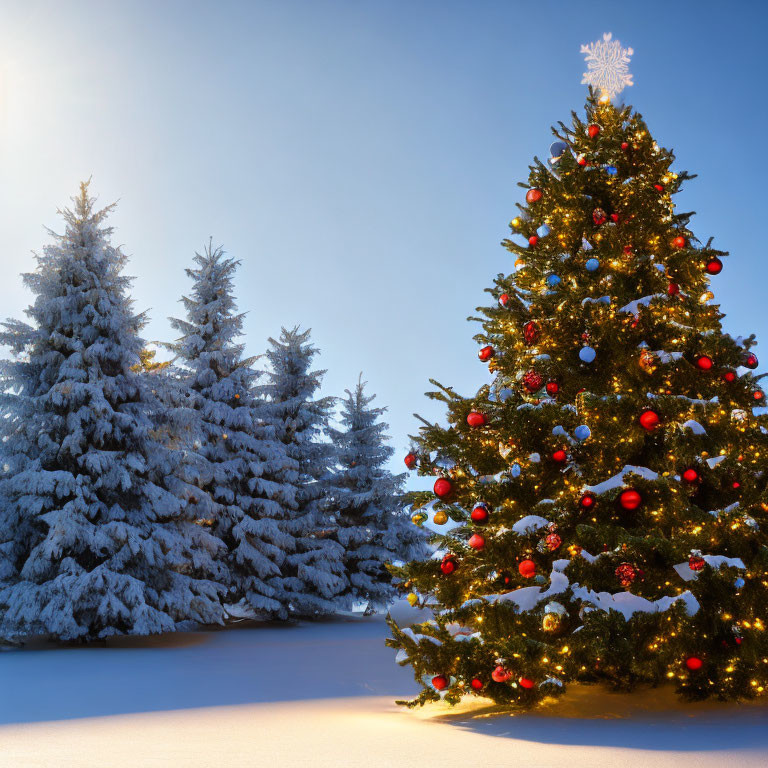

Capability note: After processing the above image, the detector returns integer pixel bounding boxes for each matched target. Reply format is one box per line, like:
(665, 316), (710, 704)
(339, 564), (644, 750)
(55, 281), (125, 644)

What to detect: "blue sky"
(0, 0), (765, 478)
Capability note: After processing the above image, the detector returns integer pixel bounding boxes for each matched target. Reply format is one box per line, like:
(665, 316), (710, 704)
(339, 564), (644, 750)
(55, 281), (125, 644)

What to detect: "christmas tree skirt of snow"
(1, 608), (768, 767)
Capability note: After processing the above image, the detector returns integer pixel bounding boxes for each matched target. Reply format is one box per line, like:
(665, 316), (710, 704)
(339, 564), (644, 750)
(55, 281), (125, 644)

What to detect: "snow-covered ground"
(2, 601), (768, 767)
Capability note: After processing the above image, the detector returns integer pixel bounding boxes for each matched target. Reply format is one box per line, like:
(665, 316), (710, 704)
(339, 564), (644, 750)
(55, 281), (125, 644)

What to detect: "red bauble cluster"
(615, 562), (639, 586)
(618, 488), (643, 511)
(522, 370), (544, 393)
(639, 410), (660, 431)
(705, 257), (723, 275)
(471, 504), (489, 523)
(688, 553), (706, 571)
(526, 188), (543, 203)
(592, 207), (607, 226)
(523, 320), (540, 345)
(440, 554), (457, 575)
(434, 478), (453, 500)
(478, 345), (495, 362)
(518, 559), (536, 579)
(466, 411), (487, 428)
(404, 452), (417, 469)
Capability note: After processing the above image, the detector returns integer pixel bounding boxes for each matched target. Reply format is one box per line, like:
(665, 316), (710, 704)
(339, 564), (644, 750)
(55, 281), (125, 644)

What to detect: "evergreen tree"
(326, 376), (427, 611)
(167, 242), (294, 618)
(0, 183), (225, 642)
(259, 327), (345, 617)
(388, 90), (768, 707)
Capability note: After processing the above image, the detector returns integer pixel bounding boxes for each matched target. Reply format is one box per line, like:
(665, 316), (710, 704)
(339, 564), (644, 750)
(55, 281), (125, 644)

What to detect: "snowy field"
(2, 602), (768, 767)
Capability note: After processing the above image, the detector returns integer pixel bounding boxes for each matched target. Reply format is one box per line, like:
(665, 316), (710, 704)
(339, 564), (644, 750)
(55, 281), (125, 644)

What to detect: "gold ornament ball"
(433, 510), (449, 525)
(542, 613), (563, 633)
(407, 592), (418, 607)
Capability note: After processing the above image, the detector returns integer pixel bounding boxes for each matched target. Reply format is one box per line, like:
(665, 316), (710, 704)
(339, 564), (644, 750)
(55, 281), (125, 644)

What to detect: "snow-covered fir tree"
(325, 376), (428, 612)
(0, 183), (226, 642)
(167, 242), (295, 618)
(258, 327), (346, 617)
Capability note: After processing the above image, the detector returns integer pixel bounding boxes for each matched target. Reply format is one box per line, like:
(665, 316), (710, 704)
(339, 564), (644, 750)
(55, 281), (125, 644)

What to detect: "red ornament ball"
(688, 554), (706, 571)
(621, 142), (629, 150)
(592, 208), (607, 226)
(470, 678), (484, 691)
(696, 355), (714, 371)
(682, 468), (700, 484)
(404, 452), (417, 470)
(745, 353), (759, 369)
(471, 505), (489, 523)
(639, 410), (661, 431)
(587, 124), (600, 138)
(576, 154), (587, 166)
(672, 236), (687, 249)
(579, 492), (596, 510)
(685, 656), (703, 671)
(440, 555), (457, 575)
(618, 488), (643, 511)
(434, 478), (454, 500)
(545, 380), (559, 396)
(468, 533), (485, 550)
(754, 390), (765, 402)
(491, 666), (511, 683)
(526, 188), (543, 204)
(498, 293), (511, 308)
(523, 320), (540, 345)
(528, 235), (539, 247)
(545, 533), (562, 551)
(432, 675), (449, 690)
(705, 257), (723, 275)
(723, 371), (736, 383)
(552, 449), (568, 463)
(518, 559), (536, 579)
(467, 411), (487, 428)
(522, 370), (544, 393)
(610, 213), (619, 223)
(519, 677), (535, 690)
(615, 562), (638, 586)
(478, 345), (495, 362)
(654, 183), (665, 192)
(668, 282), (680, 296)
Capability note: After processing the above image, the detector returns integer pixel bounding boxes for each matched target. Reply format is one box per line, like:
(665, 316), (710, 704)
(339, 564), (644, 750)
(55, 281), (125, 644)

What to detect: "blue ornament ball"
(605, 165), (618, 176)
(579, 346), (596, 364)
(574, 425), (591, 441)
(537, 224), (551, 238)
(585, 258), (600, 272)
(510, 463), (522, 478)
(546, 274), (561, 288)
(549, 141), (568, 160)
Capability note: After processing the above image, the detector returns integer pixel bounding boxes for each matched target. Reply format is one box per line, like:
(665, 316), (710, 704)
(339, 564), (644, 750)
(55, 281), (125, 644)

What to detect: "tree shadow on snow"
(0, 614), (420, 726)
(430, 684), (768, 752)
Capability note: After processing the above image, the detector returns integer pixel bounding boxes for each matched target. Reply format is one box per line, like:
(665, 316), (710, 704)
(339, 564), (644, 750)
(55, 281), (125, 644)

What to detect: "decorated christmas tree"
(388, 36), (768, 707)
(0, 183), (225, 642)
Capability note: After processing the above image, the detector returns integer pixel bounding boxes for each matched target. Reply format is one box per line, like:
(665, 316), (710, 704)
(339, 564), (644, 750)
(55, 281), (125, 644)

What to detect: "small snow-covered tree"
(0, 183), (225, 642)
(167, 242), (294, 618)
(326, 376), (429, 612)
(259, 327), (345, 617)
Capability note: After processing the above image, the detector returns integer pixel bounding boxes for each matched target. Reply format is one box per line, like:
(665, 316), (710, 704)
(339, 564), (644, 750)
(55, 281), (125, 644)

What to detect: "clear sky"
(0, 0), (765, 481)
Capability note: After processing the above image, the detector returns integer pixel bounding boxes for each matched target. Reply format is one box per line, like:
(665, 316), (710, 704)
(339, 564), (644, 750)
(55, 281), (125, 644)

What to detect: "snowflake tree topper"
(581, 33), (633, 101)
